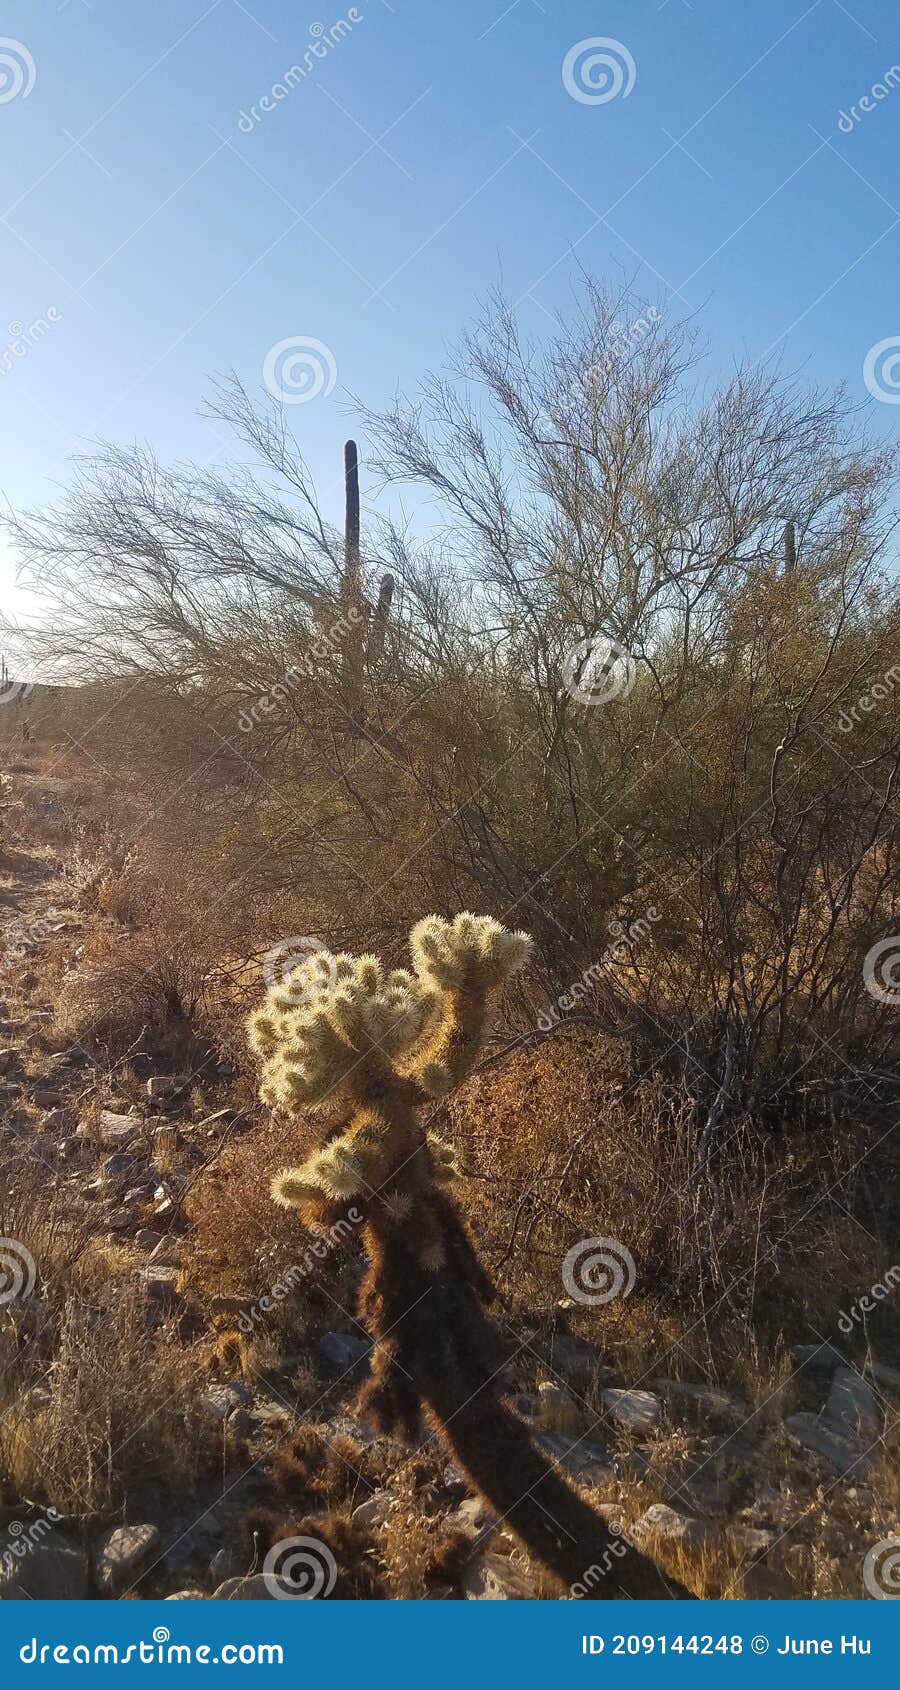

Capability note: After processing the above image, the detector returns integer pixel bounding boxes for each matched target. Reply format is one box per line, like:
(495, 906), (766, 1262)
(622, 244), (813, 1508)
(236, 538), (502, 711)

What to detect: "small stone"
(48, 1047), (88, 1069)
(135, 1229), (163, 1251)
(0, 1048), (23, 1074)
(462, 1551), (537, 1600)
(198, 1106), (236, 1128)
(536, 1380), (581, 1432)
(214, 1575), (274, 1599)
(656, 1379), (744, 1420)
(317, 1331), (371, 1376)
(0, 1532), (88, 1600)
(106, 1209), (135, 1231)
(227, 1407), (254, 1440)
(351, 1491), (392, 1529)
(148, 1237), (181, 1264)
(601, 1388), (663, 1434)
(633, 1503), (717, 1551)
(827, 1367), (880, 1437)
(96, 1524), (161, 1595)
(532, 1427), (612, 1481)
(44, 1106), (78, 1132)
(32, 1087), (62, 1110)
(543, 1332), (599, 1384)
(442, 1497), (497, 1542)
(103, 1151), (138, 1184)
(443, 1460), (467, 1493)
(122, 1185), (153, 1206)
(22, 1385), (52, 1412)
(202, 1383), (252, 1420)
(147, 1075), (188, 1101)
(97, 1111), (137, 1149)
(138, 1266), (181, 1303)
(792, 1342), (846, 1374)
(785, 1412), (870, 1474)
(323, 1412), (377, 1446)
(209, 1546), (247, 1585)
(678, 1472), (735, 1515)
(730, 1524), (776, 1559)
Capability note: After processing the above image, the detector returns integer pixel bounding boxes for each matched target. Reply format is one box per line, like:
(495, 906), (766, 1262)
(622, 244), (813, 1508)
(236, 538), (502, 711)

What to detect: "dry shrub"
(12, 285), (900, 1143)
(58, 909), (214, 1060)
(0, 1287), (217, 1515)
(0, 1154), (95, 1297)
(447, 1030), (900, 1383)
(182, 1123), (363, 1343)
(373, 1457), (478, 1599)
(266, 1423), (389, 1513)
(238, 1506), (384, 1598)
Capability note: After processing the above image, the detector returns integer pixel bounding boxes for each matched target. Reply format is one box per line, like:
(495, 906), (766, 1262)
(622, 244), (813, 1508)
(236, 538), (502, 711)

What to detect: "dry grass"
(182, 1124), (364, 1354)
(448, 1031), (900, 1388)
(0, 1286), (219, 1516)
(1, 739), (898, 1601)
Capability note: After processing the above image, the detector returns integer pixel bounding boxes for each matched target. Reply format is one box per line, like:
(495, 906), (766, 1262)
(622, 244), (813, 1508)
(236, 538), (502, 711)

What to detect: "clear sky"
(1, 0), (899, 624)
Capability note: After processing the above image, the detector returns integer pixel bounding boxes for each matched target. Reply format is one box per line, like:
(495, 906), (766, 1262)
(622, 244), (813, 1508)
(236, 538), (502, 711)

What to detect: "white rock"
(633, 1503), (717, 1550)
(442, 1497), (497, 1542)
(827, 1367), (880, 1437)
(462, 1551), (536, 1600)
(601, 1388), (663, 1434)
(96, 1524), (160, 1595)
(0, 1532), (88, 1600)
(137, 1266), (181, 1303)
(214, 1575), (274, 1599)
(785, 1412), (870, 1474)
(351, 1491), (392, 1529)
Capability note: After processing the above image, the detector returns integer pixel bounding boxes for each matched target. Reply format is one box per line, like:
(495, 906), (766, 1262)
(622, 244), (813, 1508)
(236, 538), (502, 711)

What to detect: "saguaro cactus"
(338, 441), (395, 708)
(248, 915), (689, 1599)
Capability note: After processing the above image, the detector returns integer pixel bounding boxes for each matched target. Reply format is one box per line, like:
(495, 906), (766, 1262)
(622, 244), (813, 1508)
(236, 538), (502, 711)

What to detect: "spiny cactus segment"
(246, 912), (688, 1600)
(248, 914), (531, 1118)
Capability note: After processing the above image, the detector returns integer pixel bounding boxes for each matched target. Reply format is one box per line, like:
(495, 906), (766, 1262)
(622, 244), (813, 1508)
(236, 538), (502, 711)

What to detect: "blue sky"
(1, 0), (899, 622)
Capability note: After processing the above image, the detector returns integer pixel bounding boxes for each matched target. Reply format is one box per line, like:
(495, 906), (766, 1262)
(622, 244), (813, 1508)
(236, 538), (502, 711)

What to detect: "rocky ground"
(0, 764), (898, 1601)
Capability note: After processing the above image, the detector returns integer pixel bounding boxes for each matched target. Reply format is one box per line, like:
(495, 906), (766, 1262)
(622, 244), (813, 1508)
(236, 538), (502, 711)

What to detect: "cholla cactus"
(247, 913), (688, 1602)
(250, 914), (531, 1268)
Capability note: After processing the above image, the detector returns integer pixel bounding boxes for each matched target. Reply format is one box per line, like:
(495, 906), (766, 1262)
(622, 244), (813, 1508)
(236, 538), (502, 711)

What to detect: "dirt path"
(0, 769), (78, 984)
